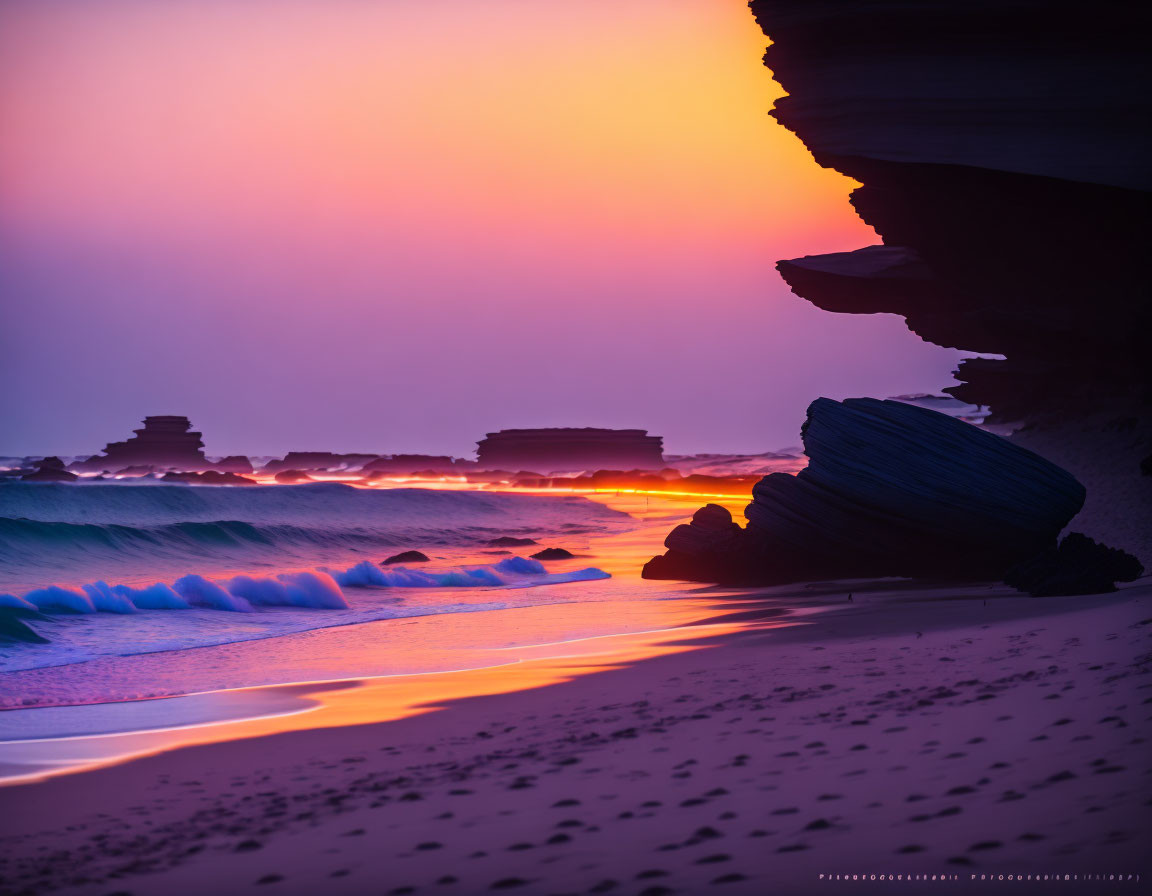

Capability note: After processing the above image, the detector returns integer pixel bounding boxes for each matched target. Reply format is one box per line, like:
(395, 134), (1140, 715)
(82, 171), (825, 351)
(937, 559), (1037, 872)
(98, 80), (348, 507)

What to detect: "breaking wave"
(0, 482), (629, 589)
(0, 482), (622, 679)
(5, 557), (609, 616)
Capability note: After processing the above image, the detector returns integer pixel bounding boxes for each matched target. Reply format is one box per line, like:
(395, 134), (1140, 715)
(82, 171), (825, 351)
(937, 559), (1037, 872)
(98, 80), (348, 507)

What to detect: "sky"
(0, 0), (967, 458)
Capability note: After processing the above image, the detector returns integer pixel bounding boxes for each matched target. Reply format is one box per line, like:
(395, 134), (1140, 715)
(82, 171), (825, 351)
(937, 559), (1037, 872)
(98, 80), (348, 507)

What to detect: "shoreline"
(2, 578), (1149, 894)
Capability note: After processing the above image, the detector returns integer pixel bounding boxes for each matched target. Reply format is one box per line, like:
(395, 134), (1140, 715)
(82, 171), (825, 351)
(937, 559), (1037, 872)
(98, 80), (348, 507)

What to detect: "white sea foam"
(9, 557), (610, 621)
(0, 482), (625, 682)
(0, 482), (631, 591)
(226, 571), (348, 610)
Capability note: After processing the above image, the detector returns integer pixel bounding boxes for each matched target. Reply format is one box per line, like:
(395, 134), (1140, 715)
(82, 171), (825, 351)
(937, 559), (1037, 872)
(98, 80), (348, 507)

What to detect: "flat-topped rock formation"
(645, 398), (1095, 586)
(476, 428), (664, 473)
(75, 417), (211, 473)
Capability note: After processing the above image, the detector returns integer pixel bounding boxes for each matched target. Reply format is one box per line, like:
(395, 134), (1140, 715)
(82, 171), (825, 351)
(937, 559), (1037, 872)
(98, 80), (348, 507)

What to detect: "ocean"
(0, 482), (642, 688)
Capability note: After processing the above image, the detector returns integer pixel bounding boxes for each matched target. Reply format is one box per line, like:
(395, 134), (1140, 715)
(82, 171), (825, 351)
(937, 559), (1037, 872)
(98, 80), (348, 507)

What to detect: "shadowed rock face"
(1004, 532), (1143, 597)
(644, 398), (1086, 585)
(751, 0), (1151, 423)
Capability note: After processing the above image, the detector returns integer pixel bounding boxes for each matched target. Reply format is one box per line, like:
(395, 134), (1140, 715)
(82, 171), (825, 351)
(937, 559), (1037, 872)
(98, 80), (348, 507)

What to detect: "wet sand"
(1, 575), (1149, 895)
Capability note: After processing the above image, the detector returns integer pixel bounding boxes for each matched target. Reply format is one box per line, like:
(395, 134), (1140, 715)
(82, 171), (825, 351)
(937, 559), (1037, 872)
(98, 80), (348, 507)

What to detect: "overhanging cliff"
(750, 0), (1150, 422)
(746, 0), (1151, 562)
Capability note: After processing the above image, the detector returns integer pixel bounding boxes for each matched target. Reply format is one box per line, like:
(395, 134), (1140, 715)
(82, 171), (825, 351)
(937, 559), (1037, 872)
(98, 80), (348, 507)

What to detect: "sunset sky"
(0, 0), (967, 458)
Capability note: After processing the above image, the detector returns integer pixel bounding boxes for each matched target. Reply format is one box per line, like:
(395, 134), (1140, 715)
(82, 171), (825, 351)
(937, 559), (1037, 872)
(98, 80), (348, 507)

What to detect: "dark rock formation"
(644, 398), (1085, 585)
(530, 548), (575, 561)
(274, 470), (314, 484)
(381, 550), (431, 565)
(486, 536), (538, 547)
(112, 466), (157, 478)
(261, 452), (379, 474)
(748, 0), (1151, 562)
(476, 428), (664, 473)
(213, 456), (255, 474)
(160, 470), (256, 486)
(514, 470), (760, 496)
(1004, 533), (1143, 597)
(643, 504), (750, 583)
(75, 416), (212, 473)
(361, 455), (460, 475)
(20, 457), (78, 482)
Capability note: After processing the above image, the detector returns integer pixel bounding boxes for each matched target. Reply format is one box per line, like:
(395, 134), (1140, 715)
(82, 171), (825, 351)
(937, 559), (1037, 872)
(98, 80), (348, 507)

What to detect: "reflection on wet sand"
(0, 602), (785, 785)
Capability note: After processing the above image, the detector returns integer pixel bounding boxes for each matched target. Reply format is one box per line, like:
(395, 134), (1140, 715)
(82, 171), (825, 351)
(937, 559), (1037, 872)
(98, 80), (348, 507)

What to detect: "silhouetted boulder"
(645, 398), (1086, 585)
(530, 548), (575, 560)
(643, 504), (749, 582)
(486, 536), (538, 547)
(1004, 533), (1143, 596)
(382, 550), (431, 565)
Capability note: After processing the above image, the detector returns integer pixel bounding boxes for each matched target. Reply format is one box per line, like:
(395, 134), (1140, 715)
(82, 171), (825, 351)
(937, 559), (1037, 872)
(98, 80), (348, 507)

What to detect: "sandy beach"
(2, 553), (1148, 895)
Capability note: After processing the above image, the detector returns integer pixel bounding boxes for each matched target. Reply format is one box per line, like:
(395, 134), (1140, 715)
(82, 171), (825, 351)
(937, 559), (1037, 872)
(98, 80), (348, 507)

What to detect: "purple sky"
(0, 0), (969, 459)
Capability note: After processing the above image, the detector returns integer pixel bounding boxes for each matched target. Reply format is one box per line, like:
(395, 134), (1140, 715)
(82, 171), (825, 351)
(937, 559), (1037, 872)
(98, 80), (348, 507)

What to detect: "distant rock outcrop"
(476, 428), (664, 473)
(645, 398), (1087, 586)
(261, 453), (379, 474)
(531, 548), (575, 561)
(160, 470), (256, 486)
(361, 455), (460, 475)
(20, 457), (78, 482)
(213, 456), (255, 474)
(74, 416), (212, 473)
(381, 550), (431, 565)
(274, 470), (314, 484)
(486, 536), (538, 547)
